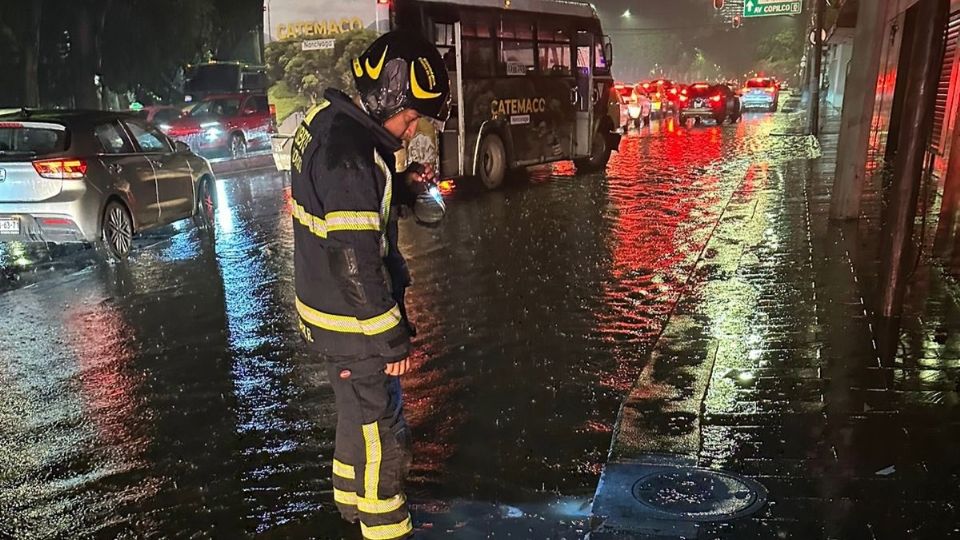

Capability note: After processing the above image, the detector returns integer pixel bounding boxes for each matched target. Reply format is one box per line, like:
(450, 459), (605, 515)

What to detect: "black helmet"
(353, 30), (451, 123)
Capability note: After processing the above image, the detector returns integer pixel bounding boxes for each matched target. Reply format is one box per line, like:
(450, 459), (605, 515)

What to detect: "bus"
(269, 0), (619, 189)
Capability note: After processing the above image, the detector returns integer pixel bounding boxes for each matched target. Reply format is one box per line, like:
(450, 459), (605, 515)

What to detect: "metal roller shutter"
(931, 10), (960, 152)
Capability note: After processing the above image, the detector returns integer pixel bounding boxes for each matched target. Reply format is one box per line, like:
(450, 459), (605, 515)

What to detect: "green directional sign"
(743, 0), (803, 17)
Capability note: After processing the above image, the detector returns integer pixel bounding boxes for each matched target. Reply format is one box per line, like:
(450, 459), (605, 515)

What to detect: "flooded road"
(1, 113), (808, 538)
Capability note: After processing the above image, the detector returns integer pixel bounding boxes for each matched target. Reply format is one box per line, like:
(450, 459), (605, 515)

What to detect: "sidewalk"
(592, 114), (960, 539)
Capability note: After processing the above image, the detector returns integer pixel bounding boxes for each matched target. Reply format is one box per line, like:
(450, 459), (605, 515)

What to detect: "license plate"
(0, 217), (20, 235)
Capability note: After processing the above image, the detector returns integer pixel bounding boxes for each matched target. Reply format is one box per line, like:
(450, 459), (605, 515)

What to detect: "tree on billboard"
(265, 29), (378, 114)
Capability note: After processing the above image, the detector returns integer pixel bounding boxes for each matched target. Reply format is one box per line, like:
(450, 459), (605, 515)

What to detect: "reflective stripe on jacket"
(291, 88), (409, 361)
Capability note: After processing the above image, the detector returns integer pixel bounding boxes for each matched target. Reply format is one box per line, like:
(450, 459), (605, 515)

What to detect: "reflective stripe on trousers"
(328, 359), (412, 540)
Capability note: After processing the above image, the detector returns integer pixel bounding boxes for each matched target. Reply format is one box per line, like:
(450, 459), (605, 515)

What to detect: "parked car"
(741, 77), (780, 112)
(0, 110), (216, 259)
(678, 82), (740, 125)
(165, 93), (275, 159)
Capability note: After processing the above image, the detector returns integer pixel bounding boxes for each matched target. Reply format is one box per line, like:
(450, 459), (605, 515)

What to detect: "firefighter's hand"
(385, 359), (411, 376)
(404, 163), (437, 189)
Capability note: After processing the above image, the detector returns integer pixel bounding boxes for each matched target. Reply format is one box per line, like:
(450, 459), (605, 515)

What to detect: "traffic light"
(714, 0), (725, 9)
(732, 15), (742, 28)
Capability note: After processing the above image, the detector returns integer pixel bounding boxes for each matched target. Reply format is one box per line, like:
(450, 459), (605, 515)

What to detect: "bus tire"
(574, 129), (611, 173)
(477, 133), (507, 190)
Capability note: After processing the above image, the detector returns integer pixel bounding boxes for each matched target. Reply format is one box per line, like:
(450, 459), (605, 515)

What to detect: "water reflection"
(0, 114), (847, 537)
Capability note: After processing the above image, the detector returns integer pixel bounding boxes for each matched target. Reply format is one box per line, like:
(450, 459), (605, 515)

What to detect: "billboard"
(264, 0), (386, 42)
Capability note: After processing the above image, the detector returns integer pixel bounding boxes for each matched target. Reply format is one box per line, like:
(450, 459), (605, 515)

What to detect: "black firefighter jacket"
(291, 88), (410, 362)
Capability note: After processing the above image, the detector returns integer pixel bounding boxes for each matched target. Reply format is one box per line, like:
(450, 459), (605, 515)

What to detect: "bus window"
(434, 22), (457, 72)
(462, 12), (493, 38)
(498, 18), (533, 40)
(434, 22), (455, 46)
(577, 46), (591, 70)
(538, 43), (571, 76)
(538, 25), (570, 43)
(501, 41), (535, 76)
(463, 39), (495, 77)
(595, 42), (609, 72)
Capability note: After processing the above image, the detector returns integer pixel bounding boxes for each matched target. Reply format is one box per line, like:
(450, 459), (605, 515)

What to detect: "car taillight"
(33, 158), (87, 180)
(679, 95), (688, 102)
(39, 217), (75, 226)
(269, 104), (277, 118)
(710, 95), (722, 103)
(670, 88), (678, 95)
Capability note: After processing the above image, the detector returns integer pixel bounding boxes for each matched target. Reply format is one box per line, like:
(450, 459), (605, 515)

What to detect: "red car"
(165, 93), (275, 159)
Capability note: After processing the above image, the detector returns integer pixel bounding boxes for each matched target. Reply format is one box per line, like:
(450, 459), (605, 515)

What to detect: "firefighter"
(289, 30), (450, 540)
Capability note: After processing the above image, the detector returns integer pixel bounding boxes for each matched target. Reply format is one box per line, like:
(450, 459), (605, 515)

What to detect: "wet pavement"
(2, 111), (956, 539)
(595, 114), (960, 539)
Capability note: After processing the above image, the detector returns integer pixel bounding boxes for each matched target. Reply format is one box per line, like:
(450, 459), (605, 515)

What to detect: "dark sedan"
(678, 83), (742, 126)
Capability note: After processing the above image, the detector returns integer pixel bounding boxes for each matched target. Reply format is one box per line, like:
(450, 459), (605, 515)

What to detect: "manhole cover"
(631, 468), (767, 521)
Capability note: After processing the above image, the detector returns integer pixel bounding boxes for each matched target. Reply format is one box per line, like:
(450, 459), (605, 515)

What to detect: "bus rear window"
(0, 123), (68, 160)
(186, 64), (240, 93)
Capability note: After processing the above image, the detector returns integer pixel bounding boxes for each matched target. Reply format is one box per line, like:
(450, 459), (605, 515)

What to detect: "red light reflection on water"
(595, 125), (728, 391)
(63, 299), (154, 486)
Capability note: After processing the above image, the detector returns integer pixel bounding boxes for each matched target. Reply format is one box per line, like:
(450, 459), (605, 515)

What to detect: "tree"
(755, 28), (804, 80)
(98, 0), (212, 100)
(2, 0), (266, 107)
(0, 0), (45, 106)
(209, 0), (265, 62)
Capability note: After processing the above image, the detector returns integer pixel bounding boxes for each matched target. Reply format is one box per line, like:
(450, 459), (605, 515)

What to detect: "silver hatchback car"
(0, 110), (216, 258)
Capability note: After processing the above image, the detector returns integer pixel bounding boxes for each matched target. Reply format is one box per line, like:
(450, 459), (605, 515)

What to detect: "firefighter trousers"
(327, 356), (413, 540)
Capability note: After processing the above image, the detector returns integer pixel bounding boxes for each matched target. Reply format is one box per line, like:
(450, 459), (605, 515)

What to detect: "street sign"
(302, 38), (335, 51)
(743, 0), (803, 17)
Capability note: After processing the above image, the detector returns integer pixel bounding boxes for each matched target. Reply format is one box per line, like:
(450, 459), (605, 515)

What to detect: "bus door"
(432, 21), (464, 177)
(574, 31), (595, 159)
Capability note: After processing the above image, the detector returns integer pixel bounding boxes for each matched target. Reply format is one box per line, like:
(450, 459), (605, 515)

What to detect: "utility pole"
(829, 0), (890, 220)
(808, 0), (826, 136)
(878, 0), (949, 317)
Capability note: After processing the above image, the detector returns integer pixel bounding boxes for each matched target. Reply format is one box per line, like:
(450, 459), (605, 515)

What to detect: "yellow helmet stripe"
(410, 61), (442, 99)
(364, 45), (388, 80)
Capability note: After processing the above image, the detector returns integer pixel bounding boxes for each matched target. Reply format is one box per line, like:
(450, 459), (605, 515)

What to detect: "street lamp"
(622, 9), (631, 18)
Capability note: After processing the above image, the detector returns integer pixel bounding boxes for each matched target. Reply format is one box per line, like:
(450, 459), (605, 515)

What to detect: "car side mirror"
(174, 140), (190, 153)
